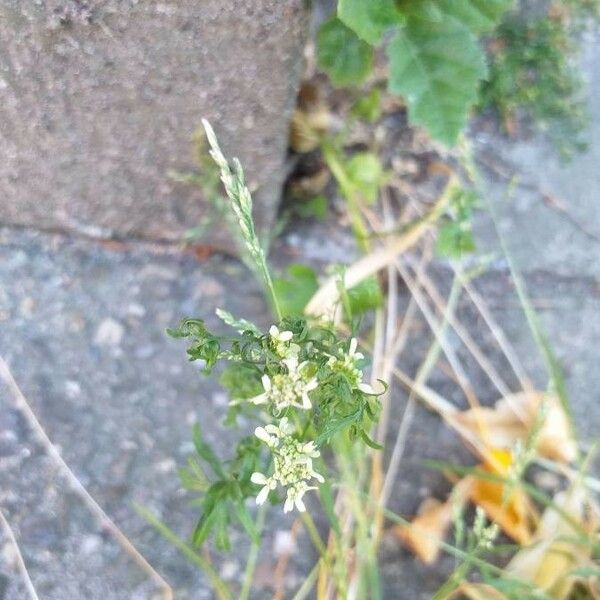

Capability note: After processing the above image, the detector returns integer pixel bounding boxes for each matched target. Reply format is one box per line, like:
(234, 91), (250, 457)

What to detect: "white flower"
(250, 471), (277, 505)
(248, 358), (318, 411)
(269, 325), (299, 358)
(252, 419), (324, 512)
(269, 325), (293, 343)
(327, 337), (377, 393)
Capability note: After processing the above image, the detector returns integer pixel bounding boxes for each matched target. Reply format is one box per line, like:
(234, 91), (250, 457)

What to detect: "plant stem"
(291, 560), (322, 600)
(321, 139), (371, 252)
(301, 511), (328, 557)
(134, 504), (230, 600)
(239, 502), (267, 600)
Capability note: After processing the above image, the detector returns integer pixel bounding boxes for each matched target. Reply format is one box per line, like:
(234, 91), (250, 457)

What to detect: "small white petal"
(301, 393), (312, 410)
(251, 472), (268, 485)
(248, 392), (267, 405)
(261, 374), (271, 392)
(256, 485), (270, 505)
(279, 330), (293, 342)
(305, 378), (318, 392)
(349, 338), (358, 356)
(269, 325), (279, 337)
(294, 497), (306, 512)
(283, 358), (299, 373)
(284, 496), (294, 513)
(254, 427), (272, 444)
(313, 472), (325, 483)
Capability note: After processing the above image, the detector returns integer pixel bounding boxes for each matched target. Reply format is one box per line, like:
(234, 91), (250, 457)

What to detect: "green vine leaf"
(317, 17), (373, 86)
(437, 0), (513, 34)
(387, 15), (486, 145)
(338, 0), (402, 45)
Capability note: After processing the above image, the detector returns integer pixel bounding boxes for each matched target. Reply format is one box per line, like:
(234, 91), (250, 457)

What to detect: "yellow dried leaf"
(466, 448), (536, 545)
(394, 497), (454, 564)
(394, 479), (472, 564)
(453, 391), (576, 464)
(506, 483), (598, 600)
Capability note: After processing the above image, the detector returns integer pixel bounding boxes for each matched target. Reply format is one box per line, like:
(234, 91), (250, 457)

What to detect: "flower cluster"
(327, 337), (376, 395)
(248, 326), (317, 412)
(172, 316), (380, 515)
(249, 356), (317, 411)
(247, 329), (377, 512)
(251, 418), (324, 512)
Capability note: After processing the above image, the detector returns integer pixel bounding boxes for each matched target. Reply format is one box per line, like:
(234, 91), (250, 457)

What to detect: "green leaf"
(360, 430), (383, 450)
(436, 222), (476, 258)
(338, 0), (402, 45)
(192, 425), (226, 479)
(178, 457), (209, 492)
(352, 87), (382, 122)
(219, 363), (262, 401)
(233, 502), (260, 545)
(192, 504), (218, 546)
(437, 0), (513, 34)
(273, 264), (319, 317)
(167, 318), (221, 373)
(346, 274), (383, 316)
(317, 17), (374, 86)
(345, 152), (384, 205)
(387, 15), (486, 145)
(295, 195), (329, 220)
(212, 503), (231, 551)
(215, 308), (262, 336)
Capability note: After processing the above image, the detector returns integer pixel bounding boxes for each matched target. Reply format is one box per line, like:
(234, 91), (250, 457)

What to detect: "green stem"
(322, 140), (371, 252)
(301, 511), (328, 557)
(263, 266), (282, 321)
(291, 559), (322, 600)
(134, 503), (231, 600)
(239, 502), (267, 600)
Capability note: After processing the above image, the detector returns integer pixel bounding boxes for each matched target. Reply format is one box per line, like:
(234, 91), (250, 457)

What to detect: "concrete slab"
(0, 1), (308, 248)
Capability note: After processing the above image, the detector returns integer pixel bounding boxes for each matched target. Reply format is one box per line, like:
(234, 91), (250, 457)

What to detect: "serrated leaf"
(317, 17), (373, 87)
(387, 15), (486, 145)
(437, 0), (513, 34)
(338, 0), (402, 45)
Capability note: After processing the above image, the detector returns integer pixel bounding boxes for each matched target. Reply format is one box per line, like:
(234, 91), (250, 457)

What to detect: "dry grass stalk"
(305, 179), (454, 319)
(0, 356), (173, 600)
(0, 508), (40, 600)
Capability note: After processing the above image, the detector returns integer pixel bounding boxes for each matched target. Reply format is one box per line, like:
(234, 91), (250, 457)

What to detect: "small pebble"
(155, 458), (176, 474)
(274, 530), (296, 557)
(94, 318), (124, 347)
(220, 560), (239, 580)
(80, 534), (103, 556)
(65, 380), (81, 399)
(127, 303), (146, 318)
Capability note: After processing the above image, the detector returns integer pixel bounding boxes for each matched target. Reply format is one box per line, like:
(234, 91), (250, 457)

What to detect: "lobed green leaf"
(317, 17), (373, 86)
